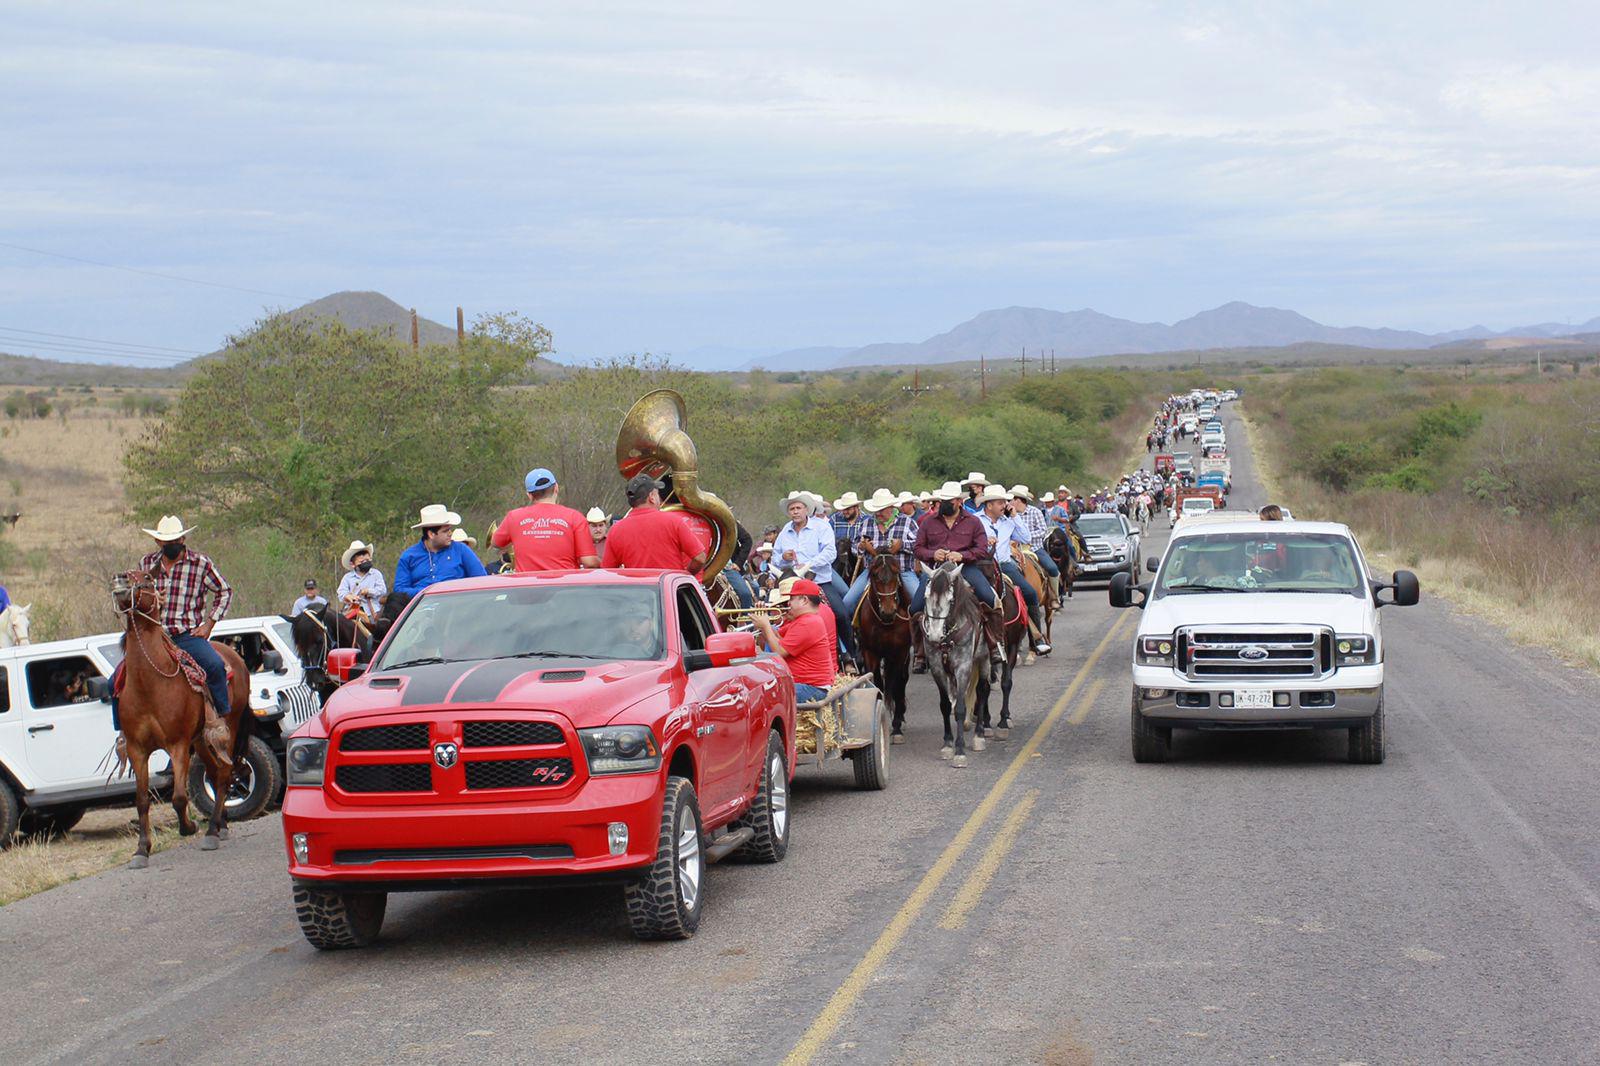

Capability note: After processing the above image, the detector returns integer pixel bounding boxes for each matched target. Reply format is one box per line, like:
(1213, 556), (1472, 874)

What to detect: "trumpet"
(715, 604), (787, 620)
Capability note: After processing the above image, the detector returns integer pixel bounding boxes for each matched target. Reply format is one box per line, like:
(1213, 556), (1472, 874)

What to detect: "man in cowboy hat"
(337, 540), (386, 620)
(961, 472), (989, 515)
(586, 506), (610, 557)
(1010, 484), (1060, 594)
(841, 489), (920, 621)
(978, 486), (1051, 654)
(291, 579), (327, 616)
(135, 515), (235, 721)
(830, 490), (864, 591)
(393, 505), (487, 595)
(603, 473), (709, 573)
(751, 578), (837, 703)
(491, 468), (600, 573)
(769, 490), (856, 665)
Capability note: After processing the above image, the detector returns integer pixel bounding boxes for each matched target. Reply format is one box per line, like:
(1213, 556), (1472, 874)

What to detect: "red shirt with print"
(775, 610), (835, 687)
(602, 504), (704, 572)
(491, 503), (597, 572)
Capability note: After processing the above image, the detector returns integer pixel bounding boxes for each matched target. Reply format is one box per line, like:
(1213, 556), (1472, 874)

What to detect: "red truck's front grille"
(326, 712), (584, 802)
(464, 758), (575, 790)
(336, 763), (432, 793)
(340, 724), (429, 751)
(462, 720), (564, 747)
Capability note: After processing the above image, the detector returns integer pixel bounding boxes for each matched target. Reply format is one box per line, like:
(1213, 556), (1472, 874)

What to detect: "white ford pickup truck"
(1110, 519), (1418, 764)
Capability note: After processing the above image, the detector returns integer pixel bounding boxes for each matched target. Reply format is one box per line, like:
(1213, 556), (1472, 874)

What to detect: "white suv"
(1110, 519), (1418, 764)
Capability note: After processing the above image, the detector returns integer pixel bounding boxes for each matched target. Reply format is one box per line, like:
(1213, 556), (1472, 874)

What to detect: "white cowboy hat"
(894, 491), (917, 506)
(754, 540), (774, 554)
(411, 504), (461, 529)
(1040, 491), (1057, 504)
(451, 528), (478, 547)
(340, 539), (374, 569)
(832, 491), (862, 510)
(977, 484), (1011, 504)
(585, 507), (607, 523)
(934, 480), (964, 501)
(1009, 484), (1034, 500)
(803, 491), (826, 513)
(782, 490), (811, 509)
(861, 488), (898, 513)
(962, 471), (990, 487)
(141, 515), (195, 542)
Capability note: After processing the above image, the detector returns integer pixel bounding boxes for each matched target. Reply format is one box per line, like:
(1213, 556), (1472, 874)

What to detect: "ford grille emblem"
(1239, 645), (1269, 661)
(433, 742), (458, 769)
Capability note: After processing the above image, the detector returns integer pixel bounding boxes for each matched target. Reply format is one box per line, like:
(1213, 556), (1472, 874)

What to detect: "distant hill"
(277, 291), (459, 347)
(748, 301), (1600, 370)
(0, 351), (180, 387)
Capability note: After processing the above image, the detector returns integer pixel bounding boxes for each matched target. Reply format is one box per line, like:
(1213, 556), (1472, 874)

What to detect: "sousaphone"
(615, 388), (739, 586)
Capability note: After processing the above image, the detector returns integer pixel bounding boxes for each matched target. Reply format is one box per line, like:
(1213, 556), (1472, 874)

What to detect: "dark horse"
(852, 553), (913, 743)
(1045, 526), (1084, 600)
(973, 562), (1029, 742)
(111, 570), (252, 867)
(918, 562), (991, 768)
(290, 601), (369, 699)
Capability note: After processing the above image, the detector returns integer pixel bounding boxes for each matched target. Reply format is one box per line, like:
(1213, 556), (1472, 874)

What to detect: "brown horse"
(975, 561), (1029, 742)
(852, 553), (913, 743)
(111, 570), (251, 868)
(1045, 526), (1083, 600)
(1014, 547), (1059, 652)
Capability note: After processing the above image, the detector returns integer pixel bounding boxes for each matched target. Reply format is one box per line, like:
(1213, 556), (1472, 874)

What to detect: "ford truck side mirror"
(1373, 570), (1420, 607)
(1108, 571), (1147, 609)
(1145, 557), (1160, 573)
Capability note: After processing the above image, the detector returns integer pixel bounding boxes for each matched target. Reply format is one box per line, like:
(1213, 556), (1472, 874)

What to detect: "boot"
(1029, 606), (1052, 655)
(911, 614), (928, 673)
(984, 603), (1007, 676)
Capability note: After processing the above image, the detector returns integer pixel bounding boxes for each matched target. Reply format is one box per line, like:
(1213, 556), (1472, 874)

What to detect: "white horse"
(0, 602), (31, 647)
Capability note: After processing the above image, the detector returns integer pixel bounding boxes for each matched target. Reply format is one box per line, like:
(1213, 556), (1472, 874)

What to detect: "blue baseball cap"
(524, 468), (557, 493)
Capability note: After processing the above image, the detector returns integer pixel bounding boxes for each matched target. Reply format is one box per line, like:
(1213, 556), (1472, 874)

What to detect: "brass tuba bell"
(615, 388), (739, 586)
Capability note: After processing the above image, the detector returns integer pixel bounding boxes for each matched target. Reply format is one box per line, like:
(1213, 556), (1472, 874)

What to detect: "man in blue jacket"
(393, 504), (487, 596)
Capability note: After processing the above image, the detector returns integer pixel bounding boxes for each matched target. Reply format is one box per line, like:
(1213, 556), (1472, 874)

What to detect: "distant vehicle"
(1170, 493), (1217, 522)
(1154, 453), (1176, 477)
(1197, 473), (1228, 498)
(1071, 513), (1141, 582)
(1110, 519), (1420, 763)
(1204, 420), (1223, 434)
(1221, 389), (1239, 401)
(1200, 432), (1225, 451)
(283, 570), (798, 947)
(1201, 443), (1227, 459)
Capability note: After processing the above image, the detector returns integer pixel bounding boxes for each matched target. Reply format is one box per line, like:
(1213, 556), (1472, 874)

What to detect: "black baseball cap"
(626, 473), (665, 505)
(304, 579), (318, 589)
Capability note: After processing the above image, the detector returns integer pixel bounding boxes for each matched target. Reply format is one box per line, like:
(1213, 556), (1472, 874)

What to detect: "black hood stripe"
(391, 661), (478, 706)
(450, 658), (539, 704)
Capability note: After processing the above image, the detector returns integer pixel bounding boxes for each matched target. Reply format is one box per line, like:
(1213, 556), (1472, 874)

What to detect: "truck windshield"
(1156, 532), (1364, 598)
(376, 585), (665, 668)
(1075, 515), (1124, 537)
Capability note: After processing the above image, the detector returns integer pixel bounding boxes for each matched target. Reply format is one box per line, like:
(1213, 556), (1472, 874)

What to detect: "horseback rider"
(768, 490), (857, 666)
(977, 486), (1051, 655)
(393, 505), (487, 595)
(831, 491), (863, 584)
(337, 540), (386, 620)
(491, 467), (601, 572)
(841, 488), (920, 620)
(602, 473), (710, 573)
(911, 481), (1006, 672)
(961, 472), (989, 515)
(128, 515), (234, 725)
(1009, 485), (1061, 595)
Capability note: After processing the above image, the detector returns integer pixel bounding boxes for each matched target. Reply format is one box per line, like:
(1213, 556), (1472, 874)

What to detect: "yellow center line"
(781, 610), (1133, 1066)
(1067, 677), (1110, 726)
(938, 789), (1039, 930)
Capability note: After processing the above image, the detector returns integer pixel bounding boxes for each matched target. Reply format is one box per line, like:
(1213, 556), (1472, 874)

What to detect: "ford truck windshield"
(1157, 532), (1364, 598)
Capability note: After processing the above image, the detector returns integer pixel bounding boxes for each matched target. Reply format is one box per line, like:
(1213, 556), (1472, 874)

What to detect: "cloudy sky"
(3, 1), (1597, 368)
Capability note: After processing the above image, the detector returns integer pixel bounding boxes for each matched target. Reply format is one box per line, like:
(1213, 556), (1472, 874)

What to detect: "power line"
(0, 239), (312, 302)
(0, 338), (193, 364)
(0, 324), (204, 355)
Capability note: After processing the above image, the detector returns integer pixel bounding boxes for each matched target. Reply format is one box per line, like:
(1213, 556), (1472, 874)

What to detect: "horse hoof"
(178, 824), (197, 837)
(128, 854), (149, 870)
(971, 735), (988, 752)
(891, 733), (906, 745)
(939, 746), (953, 761)
(217, 827), (230, 841)
(951, 755), (969, 768)
(200, 836), (220, 852)
(1023, 653), (1037, 667)
(995, 727), (1010, 740)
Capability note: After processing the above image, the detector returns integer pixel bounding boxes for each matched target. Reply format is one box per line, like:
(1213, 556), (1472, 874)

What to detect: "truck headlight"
(580, 726), (662, 775)
(285, 737), (327, 786)
(1335, 635), (1378, 666)
(1137, 635), (1175, 665)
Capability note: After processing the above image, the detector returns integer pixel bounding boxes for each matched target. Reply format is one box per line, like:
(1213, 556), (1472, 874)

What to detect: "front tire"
(1131, 692), (1171, 763)
(293, 886), (387, 949)
(1348, 693), (1386, 764)
(189, 735), (281, 821)
(18, 804), (86, 840)
(0, 777), (21, 847)
(625, 776), (704, 940)
(734, 731), (791, 863)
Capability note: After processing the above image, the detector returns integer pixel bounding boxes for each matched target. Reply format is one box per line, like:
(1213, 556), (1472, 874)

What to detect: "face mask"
(357, 561), (373, 574)
(938, 501), (957, 518)
(161, 542), (184, 560)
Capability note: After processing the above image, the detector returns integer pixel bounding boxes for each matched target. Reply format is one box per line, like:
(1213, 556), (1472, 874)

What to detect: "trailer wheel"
(849, 698), (890, 790)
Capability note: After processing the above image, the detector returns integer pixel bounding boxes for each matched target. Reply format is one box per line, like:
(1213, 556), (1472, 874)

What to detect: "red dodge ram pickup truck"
(282, 570), (796, 947)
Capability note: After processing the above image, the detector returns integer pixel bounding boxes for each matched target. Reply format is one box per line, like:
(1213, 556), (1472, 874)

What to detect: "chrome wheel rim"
(770, 753), (788, 839)
(676, 809), (702, 910)
(202, 761), (255, 814)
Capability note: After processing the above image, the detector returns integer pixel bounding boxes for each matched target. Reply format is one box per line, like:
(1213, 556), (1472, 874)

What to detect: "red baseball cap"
(788, 579), (822, 597)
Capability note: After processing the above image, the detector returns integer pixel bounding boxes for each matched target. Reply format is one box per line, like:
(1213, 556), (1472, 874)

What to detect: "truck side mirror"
(260, 649), (287, 675)
(1145, 557), (1160, 573)
(1374, 570), (1421, 607)
(87, 677), (112, 702)
(1108, 571), (1147, 609)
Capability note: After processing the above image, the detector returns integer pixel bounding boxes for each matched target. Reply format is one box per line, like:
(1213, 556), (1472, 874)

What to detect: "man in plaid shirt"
(841, 489), (921, 621)
(133, 515), (235, 720)
(1010, 485), (1061, 595)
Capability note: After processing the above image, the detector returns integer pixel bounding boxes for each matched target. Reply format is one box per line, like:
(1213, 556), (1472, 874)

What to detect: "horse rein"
(112, 572), (182, 679)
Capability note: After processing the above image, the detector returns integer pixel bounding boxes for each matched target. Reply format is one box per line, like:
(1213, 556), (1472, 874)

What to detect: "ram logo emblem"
(1239, 645), (1269, 661)
(433, 742), (459, 769)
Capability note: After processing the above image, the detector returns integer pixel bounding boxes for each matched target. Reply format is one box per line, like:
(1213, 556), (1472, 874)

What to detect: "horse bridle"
(868, 556), (910, 625)
(111, 571), (182, 679)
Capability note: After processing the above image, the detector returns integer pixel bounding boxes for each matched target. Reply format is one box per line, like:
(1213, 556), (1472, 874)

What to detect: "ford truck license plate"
(1235, 689), (1273, 709)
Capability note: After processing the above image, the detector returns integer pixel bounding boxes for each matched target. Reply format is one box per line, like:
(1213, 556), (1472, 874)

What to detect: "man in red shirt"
(491, 467), (600, 572)
(602, 474), (710, 574)
(753, 579), (835, 701)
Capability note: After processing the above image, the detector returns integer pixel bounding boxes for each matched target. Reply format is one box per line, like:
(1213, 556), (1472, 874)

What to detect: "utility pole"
(456, 306), (465, 348)
(1051, 348), (1057, 374)
(979, 354), (988, 400)
(1537, 349), (1543, 374)
(410, 309), (420, 350)
(901, 367), (936, 398)
(1020, 346), (1026, 379)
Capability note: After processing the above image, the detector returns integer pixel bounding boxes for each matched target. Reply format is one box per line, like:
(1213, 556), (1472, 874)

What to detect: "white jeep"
(1110, 519), (1418, 764)
(0, 615), (318, 843)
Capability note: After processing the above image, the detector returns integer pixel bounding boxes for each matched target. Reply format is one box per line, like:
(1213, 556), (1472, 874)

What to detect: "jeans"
(819, 579), (857, 656)
(110, 630), (231, 731)
(794, 683), (829, 703)
(998, 560), (1040, 611)
(722, 567), (754, 609)
(1033, 551), (1060, 579)
(911, 563), (996, 612)
(841, 568), (920, 620)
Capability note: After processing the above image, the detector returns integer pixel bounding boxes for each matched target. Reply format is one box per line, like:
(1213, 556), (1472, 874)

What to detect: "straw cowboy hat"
(340, 540), (374, 569)
(782, 489), (811, 509)
(1009, 484), (1034, 500)
(895, 491), (917, 506)
(141, 515), (195, 542)
(862, 488), (899, 513)
(451, 528), (478, 547)
(934, 481), (964, 501)
(833, 491), (862, 511)
(962, 471), (989, 487)
(1040, 491), (1057, 504)
(977, 484), (1011, 504)
(585, 507), (607, 523)
(411, 504), (461, 529)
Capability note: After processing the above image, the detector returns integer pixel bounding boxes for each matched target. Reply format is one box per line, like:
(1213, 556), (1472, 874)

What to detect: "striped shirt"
(139, 548), (233, 634)
(855, 512), (919, 572)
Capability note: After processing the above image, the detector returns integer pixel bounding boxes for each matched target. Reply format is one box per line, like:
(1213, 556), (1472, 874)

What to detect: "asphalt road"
(5, 403), (1600, 1065)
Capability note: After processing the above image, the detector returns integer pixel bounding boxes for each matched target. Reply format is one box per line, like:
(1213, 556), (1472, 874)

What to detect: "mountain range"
(740, 302), (1600, 371)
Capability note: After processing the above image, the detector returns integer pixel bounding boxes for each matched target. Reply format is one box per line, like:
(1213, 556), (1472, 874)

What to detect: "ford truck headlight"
(580, 726), (662, 775)
(285, 737), (327, 786)
(1137, 635), (1175, 666)
(1335, 635), (1378, 666)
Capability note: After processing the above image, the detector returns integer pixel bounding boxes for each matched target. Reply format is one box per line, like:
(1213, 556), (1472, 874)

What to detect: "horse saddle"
(991, 569), (1027, 625)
